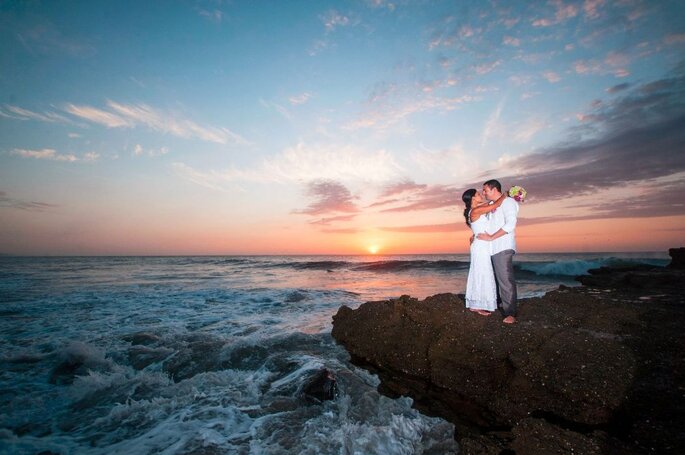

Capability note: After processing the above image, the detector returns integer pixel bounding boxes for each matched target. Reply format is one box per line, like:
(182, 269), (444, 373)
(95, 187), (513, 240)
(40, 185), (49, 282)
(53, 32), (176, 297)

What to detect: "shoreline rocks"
(331, 256), (685, 453)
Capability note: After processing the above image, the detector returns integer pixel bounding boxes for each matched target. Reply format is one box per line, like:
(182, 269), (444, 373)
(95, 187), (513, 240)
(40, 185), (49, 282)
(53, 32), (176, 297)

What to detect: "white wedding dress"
(465, 211), (497, 311)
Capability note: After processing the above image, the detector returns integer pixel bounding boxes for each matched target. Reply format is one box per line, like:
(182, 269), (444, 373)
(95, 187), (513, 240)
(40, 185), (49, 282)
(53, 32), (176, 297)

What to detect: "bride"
(461, 189), (508, 315)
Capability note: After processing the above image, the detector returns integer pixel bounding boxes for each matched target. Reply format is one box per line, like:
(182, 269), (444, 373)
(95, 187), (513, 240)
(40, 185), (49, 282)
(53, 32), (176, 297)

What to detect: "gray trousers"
(492, 249), (517, 317)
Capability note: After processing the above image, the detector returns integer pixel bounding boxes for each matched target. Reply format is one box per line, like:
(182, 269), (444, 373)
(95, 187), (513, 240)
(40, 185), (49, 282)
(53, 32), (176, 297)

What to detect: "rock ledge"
(332, 260), (685, 454)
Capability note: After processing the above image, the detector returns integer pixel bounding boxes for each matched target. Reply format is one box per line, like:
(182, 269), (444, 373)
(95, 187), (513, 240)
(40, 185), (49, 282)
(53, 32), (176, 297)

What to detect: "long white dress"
(465, 211), (498, 311)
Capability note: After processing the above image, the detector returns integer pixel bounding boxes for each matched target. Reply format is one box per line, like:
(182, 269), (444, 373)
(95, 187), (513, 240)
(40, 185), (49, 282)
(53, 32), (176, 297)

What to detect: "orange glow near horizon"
(1, 203), (683, 255)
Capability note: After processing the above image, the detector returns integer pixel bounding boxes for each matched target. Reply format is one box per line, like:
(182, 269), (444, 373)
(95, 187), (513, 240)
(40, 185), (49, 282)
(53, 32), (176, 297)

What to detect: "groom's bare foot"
(502, 316), (516, 324)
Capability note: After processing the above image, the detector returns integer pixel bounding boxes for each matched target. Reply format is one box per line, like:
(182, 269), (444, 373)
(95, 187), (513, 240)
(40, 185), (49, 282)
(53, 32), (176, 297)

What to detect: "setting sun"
(368, 245), (380, 254)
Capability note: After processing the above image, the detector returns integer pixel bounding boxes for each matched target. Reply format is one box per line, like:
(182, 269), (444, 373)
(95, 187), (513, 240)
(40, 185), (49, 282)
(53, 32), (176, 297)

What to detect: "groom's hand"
(476, 233), (491, 241)
(469, 235), (474, 245)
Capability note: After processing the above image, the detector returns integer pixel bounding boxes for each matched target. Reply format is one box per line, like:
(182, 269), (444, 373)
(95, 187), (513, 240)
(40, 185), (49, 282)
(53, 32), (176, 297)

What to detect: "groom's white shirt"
(488, 198), (519, 255)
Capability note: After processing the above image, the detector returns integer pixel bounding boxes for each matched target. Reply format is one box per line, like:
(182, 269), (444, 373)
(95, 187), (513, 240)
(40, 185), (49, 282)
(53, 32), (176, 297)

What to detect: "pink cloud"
(583, 0), (605, 19)
(376, 184), (460, 213)
(293, 180), (359, 216)
(309, 214), (357, 226)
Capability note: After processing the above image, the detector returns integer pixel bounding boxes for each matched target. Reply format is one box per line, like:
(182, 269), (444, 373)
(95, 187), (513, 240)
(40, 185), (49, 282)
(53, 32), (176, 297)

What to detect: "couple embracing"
(461, 179), (518, 324)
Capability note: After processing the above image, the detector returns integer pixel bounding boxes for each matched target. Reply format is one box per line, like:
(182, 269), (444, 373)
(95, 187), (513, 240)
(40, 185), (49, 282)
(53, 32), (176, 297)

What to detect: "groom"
(481, 179), (519, 324)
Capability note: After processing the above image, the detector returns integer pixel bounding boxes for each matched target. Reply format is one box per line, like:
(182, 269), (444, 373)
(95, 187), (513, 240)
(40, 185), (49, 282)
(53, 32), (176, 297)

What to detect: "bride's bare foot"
(477, 310), (492, 316)
(503, 315), (516, 324)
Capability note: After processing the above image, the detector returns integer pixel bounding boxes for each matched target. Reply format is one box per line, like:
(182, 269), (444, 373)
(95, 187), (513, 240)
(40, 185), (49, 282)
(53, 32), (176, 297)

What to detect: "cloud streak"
(0, 191), (58, 212)
(64, 101), (249, 145)
(11, 148), (78, 162)
(172, 142), (404, 190)
(1, 105), (73, 124)
(293, 180), (359, 216)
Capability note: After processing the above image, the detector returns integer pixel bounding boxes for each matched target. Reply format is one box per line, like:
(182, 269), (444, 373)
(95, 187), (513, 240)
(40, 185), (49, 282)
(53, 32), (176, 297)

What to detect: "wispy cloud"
(474, 60), (501, 75)
(542, 71), (561, 83)
(321, 10), (351, 32)
(583, 0), (606, 20)
(573, 52), (631, 78)
(309, 214), (357, 226)
(198, 9), (224, 22)
(308, 39), (329, 56)
(1, 105), (73, 124)
(83, 152), (100, 162)
(260, 98), (292, 120)
(365, 0), (396, 11)
(171, 163), (228, 192)
(532, 0), (579, 27)
(133, 144), (169, 157)
(410, 143), (477, 180)
(64, 104), (130, 128)
(11, 148), (78, 162)
(293, 180), (358, 215)
(378, 179), (428, 198)
(0, 191), (58, 212)
(481, 99), (505, 147)
(172, 142), (404, 190)
(503, 36), (521, 47)
(288, 92), (313, 105)
(346, 92), (476, 131)
(368, 183), (460, 213)
(64, 100), (249, 145)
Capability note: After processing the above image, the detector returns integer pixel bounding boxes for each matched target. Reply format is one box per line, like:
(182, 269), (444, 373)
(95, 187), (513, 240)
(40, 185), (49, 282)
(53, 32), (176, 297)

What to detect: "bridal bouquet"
(508, 185), (527, 202)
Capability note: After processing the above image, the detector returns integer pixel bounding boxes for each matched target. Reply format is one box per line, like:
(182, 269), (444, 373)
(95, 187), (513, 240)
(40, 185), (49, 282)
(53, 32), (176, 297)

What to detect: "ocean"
(0, 252), (670, 454)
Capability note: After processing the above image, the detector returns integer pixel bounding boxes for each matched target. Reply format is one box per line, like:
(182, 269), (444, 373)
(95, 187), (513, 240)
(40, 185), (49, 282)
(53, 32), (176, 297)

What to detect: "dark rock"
(122, 332), (161, 346)
(332, 255), (685, 454)
(285, 291), (307, 303)
(49, 343), (109, 385)
(162, 339), (227, 382)
(127, 345), (174, 370)
(669, 247), (685, 268)
(301, 368), (337, 402)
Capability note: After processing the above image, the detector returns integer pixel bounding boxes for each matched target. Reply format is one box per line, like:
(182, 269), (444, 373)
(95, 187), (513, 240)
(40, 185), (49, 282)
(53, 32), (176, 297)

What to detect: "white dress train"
(465, 211), (497, 311)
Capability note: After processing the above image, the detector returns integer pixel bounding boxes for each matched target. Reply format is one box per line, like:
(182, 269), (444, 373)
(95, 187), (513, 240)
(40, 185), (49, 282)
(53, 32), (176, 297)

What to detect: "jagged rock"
(332, 259), (685, 454)
(301, 368), (337, 402)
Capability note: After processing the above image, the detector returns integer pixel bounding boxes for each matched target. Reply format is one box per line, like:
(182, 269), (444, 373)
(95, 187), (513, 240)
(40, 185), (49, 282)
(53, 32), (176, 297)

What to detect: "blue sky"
(1, 0), (684, 254)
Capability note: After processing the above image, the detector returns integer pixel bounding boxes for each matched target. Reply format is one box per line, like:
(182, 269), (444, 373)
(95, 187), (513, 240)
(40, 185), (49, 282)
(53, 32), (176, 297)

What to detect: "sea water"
(0, 253), (669, 454)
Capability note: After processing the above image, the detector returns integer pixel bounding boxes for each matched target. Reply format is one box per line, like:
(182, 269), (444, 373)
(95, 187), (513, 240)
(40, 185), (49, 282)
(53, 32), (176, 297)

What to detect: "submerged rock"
(122, 332), (161, 346)
(49, 342), (110, 385)
(332, 261), (685, 454)
(301, 368), (338, 403)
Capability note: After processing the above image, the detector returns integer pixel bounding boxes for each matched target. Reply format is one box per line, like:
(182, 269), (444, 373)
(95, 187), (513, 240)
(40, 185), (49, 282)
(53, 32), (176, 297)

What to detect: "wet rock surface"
(331, 260), (685, 454)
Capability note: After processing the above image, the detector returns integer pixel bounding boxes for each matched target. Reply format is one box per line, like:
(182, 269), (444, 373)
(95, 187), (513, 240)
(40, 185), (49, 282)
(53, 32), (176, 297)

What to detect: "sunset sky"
(1, 0), (684, 255)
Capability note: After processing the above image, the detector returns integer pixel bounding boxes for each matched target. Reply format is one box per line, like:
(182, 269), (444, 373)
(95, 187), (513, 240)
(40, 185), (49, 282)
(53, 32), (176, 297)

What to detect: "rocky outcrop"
(332, 264), (685, 453)
(669, 247), (685, 269)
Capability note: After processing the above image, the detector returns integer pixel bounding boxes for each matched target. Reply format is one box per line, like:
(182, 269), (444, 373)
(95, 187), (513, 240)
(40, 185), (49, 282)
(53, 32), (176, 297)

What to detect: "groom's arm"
(500, 198), (518, 234)
(479, 199), (518, 240)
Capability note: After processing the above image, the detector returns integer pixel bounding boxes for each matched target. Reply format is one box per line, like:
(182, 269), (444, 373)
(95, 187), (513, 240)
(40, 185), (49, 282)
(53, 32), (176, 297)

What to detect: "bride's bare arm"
(471, 193), (507, 217)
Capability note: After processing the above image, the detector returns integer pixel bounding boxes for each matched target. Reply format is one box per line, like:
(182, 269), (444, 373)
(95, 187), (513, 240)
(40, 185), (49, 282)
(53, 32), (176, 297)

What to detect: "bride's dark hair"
(462, 189), (477, 226)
